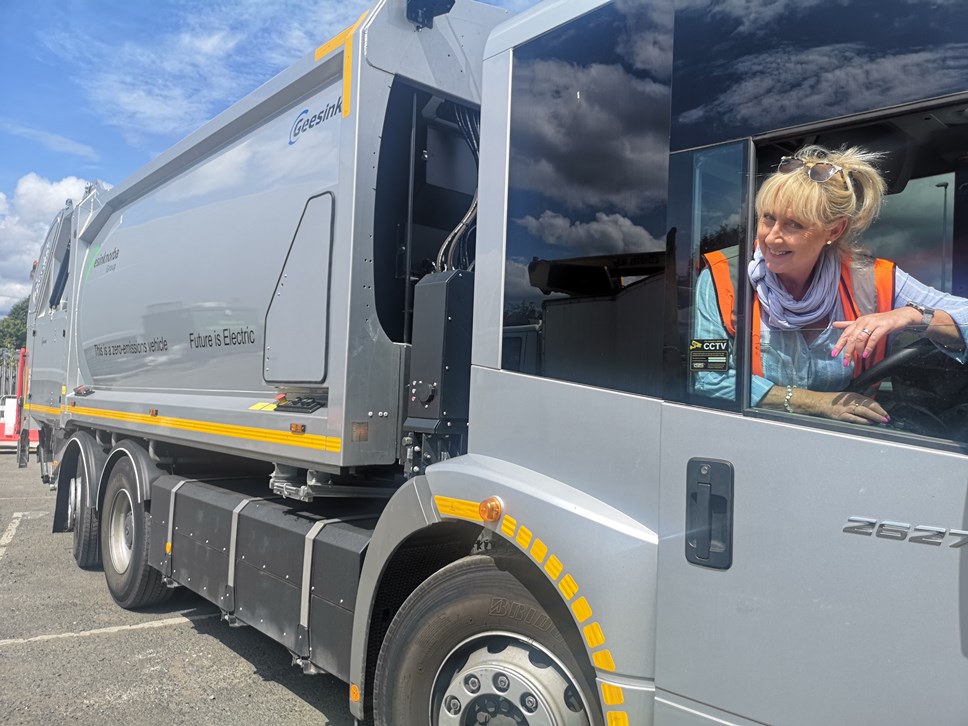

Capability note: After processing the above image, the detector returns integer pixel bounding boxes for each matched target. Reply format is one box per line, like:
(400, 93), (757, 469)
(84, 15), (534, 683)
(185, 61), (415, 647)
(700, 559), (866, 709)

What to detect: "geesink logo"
(288, 97), (342, 145)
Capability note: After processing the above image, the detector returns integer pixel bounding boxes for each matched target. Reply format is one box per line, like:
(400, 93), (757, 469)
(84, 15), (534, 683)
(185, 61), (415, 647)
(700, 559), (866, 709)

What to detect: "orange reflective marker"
(479, 497), (503, 522)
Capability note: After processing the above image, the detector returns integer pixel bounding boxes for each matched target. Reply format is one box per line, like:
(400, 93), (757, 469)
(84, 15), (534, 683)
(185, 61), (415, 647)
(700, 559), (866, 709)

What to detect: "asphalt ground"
(0, 454), (355, 726)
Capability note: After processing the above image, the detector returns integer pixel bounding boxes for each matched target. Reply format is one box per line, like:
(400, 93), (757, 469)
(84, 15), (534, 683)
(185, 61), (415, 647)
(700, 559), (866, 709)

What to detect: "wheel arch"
(52, 429), (105, 532)
(95, 438), (157, 514)
(349, 453), (659, 724)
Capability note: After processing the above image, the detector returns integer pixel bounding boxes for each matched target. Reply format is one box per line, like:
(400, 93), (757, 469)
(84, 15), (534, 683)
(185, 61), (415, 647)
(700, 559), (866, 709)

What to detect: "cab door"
(653, 142), (968, 724)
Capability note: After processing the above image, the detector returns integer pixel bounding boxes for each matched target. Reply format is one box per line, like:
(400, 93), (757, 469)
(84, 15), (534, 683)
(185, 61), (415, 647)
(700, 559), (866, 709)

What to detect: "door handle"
(685, 458), (734, 570)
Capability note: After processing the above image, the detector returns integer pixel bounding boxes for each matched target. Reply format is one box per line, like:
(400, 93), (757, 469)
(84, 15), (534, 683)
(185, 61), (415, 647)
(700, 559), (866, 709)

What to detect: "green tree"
(0, 297), (29, 350)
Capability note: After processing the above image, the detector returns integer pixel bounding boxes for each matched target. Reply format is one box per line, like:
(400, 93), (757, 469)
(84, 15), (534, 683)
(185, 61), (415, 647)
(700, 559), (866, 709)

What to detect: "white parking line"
(0, 511), (48, 564)
(0, 613), (220, 647)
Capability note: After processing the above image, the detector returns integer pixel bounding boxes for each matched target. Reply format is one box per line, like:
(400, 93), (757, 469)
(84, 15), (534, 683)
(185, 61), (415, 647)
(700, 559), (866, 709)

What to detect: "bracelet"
(784, 385), (795, 413)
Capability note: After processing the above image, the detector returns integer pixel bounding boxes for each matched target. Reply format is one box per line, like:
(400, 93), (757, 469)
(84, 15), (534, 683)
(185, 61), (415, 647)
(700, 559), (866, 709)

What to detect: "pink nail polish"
(882, 416), (890, 424)
(831, 349), (838, 358)
(863, 350), (870, 359)
(843, 356), (850, 367)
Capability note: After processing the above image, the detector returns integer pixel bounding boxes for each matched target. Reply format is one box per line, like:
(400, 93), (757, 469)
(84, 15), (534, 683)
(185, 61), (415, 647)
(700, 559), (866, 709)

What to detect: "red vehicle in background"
(3, 348), (39, 462)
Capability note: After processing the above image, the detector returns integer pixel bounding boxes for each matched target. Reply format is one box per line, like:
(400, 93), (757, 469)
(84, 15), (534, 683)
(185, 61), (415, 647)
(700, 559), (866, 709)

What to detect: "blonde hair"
(755, 145), (888, 257)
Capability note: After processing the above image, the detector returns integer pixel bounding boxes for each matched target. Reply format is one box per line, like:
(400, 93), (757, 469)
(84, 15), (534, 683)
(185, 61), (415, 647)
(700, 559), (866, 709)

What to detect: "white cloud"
(675, 0), (829, 32)
(0, 173), (88, 315)
(509, 58), (670, 215)
(40, 0), (372, 144)
(0, 122), (99, 162)
(517, 211), (665, 255)
(676, 0), (962, 35)
(681, 43), (968, 130)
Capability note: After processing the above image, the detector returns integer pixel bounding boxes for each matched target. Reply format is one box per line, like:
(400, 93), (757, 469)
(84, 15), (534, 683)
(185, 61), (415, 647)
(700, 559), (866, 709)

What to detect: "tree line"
(0, 297), (28, 350)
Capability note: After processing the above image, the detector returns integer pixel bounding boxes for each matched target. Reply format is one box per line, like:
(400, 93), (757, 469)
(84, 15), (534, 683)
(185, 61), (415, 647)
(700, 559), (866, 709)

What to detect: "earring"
(825, 240), (833, 245)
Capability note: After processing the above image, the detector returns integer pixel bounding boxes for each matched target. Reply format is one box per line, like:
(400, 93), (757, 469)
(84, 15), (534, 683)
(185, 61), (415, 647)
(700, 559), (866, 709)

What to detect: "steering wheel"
(847, 338), (939, 394)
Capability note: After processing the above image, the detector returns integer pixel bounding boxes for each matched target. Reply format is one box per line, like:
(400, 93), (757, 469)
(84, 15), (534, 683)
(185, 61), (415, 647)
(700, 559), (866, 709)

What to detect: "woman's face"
(757, 208), (834, 290)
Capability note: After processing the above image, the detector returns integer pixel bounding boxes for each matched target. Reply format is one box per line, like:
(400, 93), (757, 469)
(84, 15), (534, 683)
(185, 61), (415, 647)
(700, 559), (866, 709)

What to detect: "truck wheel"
(373, 554), (601, 726)
(101, 458), (169, 609)
(70, 463), (101, 569)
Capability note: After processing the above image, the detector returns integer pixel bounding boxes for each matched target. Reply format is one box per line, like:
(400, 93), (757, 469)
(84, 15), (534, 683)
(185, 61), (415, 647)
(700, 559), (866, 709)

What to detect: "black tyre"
(101, 458), (170, 609)
(373, 554), (602, 726)
(70, 461), (101, 569)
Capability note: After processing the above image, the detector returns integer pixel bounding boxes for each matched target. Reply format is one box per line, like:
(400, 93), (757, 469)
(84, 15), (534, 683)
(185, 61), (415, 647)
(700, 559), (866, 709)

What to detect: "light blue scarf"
(747, 246), (839, 330)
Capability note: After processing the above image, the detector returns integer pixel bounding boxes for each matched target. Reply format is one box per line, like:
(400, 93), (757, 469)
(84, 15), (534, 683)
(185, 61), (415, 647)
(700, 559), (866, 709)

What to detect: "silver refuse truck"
(24, 0), (968, 724)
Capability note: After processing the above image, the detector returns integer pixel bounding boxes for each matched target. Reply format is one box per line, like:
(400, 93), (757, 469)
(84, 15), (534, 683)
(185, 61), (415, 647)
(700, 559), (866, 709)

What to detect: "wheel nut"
(465, 674), (481, 693)
(446, 696), (462, 715)
(494, 673), (510, 692)
(521, 693), (538, 713)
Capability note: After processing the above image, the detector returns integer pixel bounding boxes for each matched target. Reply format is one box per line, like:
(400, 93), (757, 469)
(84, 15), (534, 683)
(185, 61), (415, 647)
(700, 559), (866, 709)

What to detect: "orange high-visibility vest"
(703, 246), (896, 379)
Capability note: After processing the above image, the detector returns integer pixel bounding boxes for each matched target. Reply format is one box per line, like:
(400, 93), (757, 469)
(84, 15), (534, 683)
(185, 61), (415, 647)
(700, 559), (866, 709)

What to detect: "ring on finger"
(861, 328), (872, 336)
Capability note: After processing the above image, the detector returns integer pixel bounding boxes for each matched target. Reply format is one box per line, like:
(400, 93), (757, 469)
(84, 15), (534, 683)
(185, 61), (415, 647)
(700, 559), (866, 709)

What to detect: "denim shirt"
(693, 266), (968, 405)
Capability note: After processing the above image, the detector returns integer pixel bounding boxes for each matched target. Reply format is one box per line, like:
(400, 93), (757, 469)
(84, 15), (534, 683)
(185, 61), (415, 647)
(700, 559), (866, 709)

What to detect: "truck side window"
(500, 2), (673, 396)
(747, 110), (968, 447)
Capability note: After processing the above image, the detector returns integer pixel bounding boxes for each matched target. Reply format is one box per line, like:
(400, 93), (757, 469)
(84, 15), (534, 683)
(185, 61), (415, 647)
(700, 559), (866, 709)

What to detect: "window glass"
(673, 143), (749, 409)
(502, 1), (673, 395)
(741, 108), (968, 446)
(672, 1), (968, 151)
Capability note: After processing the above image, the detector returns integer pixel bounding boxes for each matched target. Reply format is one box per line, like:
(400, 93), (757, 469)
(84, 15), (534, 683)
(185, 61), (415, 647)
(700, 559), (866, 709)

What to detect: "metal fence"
(0, 349), (20, 398)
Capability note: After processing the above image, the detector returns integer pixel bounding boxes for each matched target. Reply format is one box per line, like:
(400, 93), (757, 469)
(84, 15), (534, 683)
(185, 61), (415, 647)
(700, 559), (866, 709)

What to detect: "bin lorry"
(24, 0), (968, 723)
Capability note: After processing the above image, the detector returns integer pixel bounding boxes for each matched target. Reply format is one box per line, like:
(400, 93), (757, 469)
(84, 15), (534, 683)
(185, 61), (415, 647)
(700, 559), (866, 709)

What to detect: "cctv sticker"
(689, 339), (729, 371)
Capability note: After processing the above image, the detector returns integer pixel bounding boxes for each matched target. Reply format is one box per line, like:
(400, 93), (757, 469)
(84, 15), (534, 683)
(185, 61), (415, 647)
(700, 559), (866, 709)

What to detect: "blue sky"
(0, 0), (537, 315)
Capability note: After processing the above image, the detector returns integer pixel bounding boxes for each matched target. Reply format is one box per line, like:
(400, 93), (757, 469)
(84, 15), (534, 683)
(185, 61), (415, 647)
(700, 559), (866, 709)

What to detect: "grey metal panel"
(472, 50), (511, 371)
(363, 0), (509, 101)
(235, 560), (303, 652)
(77, 76), (343, 394)
(171, 531), (230, 603)
(79, 50), (345, 247)
(349, 477), (437, 717)
(468, 365), (662, 532)
(406, 270), (474, 425)
(26, 207), (72, 424)
(236, 500), (318, 586)
(310, 519), (377, 610)
(68, 389), (339, 471)
(654, 403), (968, 724)
(309, 595), (355, 680)
(483, 0), (608, 61)
(264, 192), (334, 384)
(149, 475), (268, 583)
(425, 454), (658, 680)
(653, 692), (756, 726)
(346, 450), (658, 720)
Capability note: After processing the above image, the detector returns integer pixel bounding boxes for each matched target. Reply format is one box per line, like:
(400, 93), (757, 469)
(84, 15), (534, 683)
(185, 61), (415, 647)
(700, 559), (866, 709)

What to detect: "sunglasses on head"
(777, 156), (851, 189)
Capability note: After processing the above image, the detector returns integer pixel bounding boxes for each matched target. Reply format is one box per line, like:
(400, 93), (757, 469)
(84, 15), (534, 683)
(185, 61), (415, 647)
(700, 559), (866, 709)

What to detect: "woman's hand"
(831, 307), (922, 366)
(764, 386), (890, 424)
(814, 390), (890, 424)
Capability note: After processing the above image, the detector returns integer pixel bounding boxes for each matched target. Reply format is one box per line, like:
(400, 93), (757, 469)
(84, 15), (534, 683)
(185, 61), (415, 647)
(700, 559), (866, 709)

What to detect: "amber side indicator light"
(290, 423), (306, 434)
(149, 409), (159, 417)
(479, 497), (503, 522)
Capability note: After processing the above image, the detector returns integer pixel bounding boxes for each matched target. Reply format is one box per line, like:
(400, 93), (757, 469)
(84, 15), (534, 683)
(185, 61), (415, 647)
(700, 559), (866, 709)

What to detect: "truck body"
(26, 0), (968, 724)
